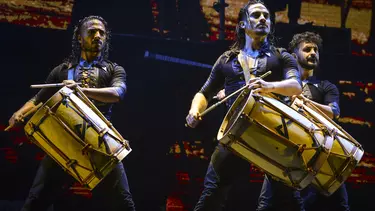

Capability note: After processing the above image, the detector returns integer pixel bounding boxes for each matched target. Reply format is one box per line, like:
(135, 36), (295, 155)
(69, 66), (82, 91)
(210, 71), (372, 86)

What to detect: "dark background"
(0, 0), (374, 210)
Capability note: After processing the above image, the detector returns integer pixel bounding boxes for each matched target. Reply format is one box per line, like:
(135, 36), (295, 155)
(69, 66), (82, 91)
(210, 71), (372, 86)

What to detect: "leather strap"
(237, 51), (258, 84)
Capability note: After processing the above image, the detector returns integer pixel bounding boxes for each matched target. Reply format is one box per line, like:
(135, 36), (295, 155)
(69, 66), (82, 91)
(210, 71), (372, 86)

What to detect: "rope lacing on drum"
(81, 143), (92, 155)
(329, 128), (338, 138)
(297, 144), (307, 154)
(66, 159), (77, 168)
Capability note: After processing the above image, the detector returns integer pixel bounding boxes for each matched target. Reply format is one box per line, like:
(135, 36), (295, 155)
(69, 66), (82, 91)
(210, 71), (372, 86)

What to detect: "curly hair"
(66, 15), (111, 64)
(288, 31), (323, 53)
(230, 0), (276, 52)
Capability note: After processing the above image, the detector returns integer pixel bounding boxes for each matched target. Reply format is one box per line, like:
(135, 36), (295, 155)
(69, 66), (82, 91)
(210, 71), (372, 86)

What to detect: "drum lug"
(241, 113), (253, 122)
(226, 133), (237, 144)
(307, 167), (317, 175)
(329, 128), (338, 137)
(123, 139), (131, 151)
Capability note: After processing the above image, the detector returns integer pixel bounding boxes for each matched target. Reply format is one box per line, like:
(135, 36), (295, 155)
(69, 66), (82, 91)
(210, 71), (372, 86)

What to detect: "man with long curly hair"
(8, 15), (136, 211)
(185, 1), (303, 210)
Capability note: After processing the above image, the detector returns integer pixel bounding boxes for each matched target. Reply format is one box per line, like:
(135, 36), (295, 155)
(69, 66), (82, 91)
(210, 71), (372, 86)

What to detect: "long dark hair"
(66, 15), (111, 64)
(229, 0), (276, 52)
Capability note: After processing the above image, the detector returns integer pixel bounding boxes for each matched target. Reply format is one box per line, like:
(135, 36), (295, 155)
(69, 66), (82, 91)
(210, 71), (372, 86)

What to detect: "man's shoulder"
(51, 62), (70, 72)
(274, 47), (287, 54)
(273, 47), (292, 58)
(320, 79), (338, 89)
(102, 59), (122, 68)
(310, 78), (338, 91)
(220, 50), (239, 63)
(100, 60), (126, 74)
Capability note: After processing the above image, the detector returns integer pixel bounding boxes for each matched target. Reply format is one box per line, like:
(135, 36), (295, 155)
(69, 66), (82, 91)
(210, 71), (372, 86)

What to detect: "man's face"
(79, 19), (106, 53)
(245, 3), (271, 36)
(295, 42), (320, 70)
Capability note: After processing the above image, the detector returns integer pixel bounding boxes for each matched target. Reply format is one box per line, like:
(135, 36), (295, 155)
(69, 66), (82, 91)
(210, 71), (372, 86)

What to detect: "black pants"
(193, 144), (252, 211)
(21, 156), (136, 211)
(256, 175), (305, 211)
(304, 184), (350, 211)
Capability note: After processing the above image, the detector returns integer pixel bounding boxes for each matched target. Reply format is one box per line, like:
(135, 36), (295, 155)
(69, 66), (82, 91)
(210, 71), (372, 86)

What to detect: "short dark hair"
(288, 31), (323, 53)
(67, 15), (111, 64)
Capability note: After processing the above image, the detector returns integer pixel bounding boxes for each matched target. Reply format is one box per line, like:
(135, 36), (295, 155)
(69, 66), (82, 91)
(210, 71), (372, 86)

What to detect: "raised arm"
(80, 64), (127, 103)
(250, 51), (302, 96)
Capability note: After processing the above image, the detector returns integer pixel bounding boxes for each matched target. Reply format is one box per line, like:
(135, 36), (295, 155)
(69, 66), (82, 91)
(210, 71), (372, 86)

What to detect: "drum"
(217, 90), (334, 190)
(24, 86), (132, 190)
(291, 97), (364, 195)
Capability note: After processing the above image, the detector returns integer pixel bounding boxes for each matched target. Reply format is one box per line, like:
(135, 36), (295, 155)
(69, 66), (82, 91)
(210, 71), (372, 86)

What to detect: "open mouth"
(307, 57), (316, 63)
(93, 40), (102, 45)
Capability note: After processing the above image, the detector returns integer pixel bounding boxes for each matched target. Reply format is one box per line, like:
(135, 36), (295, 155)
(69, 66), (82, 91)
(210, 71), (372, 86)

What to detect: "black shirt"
(30, 58), (127, 120)
(301, 76), (340, 120)
(199, 46), (301, 108)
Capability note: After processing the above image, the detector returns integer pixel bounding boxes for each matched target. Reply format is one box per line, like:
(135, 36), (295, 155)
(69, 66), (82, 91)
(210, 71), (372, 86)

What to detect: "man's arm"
(277, 50), (303, 96)
(299, 94), (337, 119)
(268, 79), (302, 96)
(299, 81), (340, 120)
(186, 55), (225, 128)
(81, 87), (121, 103)
(251, 51), (302, 96)
(8, 100), (38, 128)
(189, 93), (208, 116)
(77, 64), (127, 103)
(321, 81), (340, 120)
(8, 64), (62, 128)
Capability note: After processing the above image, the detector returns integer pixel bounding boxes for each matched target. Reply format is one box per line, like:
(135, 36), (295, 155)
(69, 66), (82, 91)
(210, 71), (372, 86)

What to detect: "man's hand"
(248, 78), (275, 94)
(62, 80), (78, 88)
(8, 111), (25, 129)
(292, 94), (310, 106)
(186, 109), (202, 128)
(215, 89), (226, 100)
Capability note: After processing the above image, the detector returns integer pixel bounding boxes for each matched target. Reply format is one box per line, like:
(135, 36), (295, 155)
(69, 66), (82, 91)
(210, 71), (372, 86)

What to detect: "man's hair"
(67, 15), (111, 64)
(230, 0), (275, 52)
(288, 31), (323, 53)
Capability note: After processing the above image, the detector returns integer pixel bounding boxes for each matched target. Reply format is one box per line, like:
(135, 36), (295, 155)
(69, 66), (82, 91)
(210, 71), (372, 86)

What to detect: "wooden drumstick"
(185, 71), (272, 127)
(4, 103), (43, 131)
(31, 82), (82, 88)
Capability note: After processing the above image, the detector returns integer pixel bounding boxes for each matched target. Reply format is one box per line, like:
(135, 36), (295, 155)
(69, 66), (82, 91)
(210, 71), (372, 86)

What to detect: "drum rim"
(217, 89), (253, 141)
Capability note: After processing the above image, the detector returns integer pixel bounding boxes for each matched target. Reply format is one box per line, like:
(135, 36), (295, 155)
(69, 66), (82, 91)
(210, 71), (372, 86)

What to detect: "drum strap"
(237, 51), (258, 84)
(67, 67), (75, 80)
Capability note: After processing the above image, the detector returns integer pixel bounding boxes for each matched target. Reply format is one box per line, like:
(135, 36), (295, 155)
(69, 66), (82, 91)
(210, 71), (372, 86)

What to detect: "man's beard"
(255, 30), (268, 36)
(82, 41), (104, 53)
(299, 59), (318, 70)
(299, 55), (319, 69)
(83, 45), (102, 53)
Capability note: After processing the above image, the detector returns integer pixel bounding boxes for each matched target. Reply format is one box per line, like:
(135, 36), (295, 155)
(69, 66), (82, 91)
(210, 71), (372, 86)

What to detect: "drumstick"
(4, 103), (43, 131)
(30, 82), (82, 88)
(185, 71), (272, 127)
